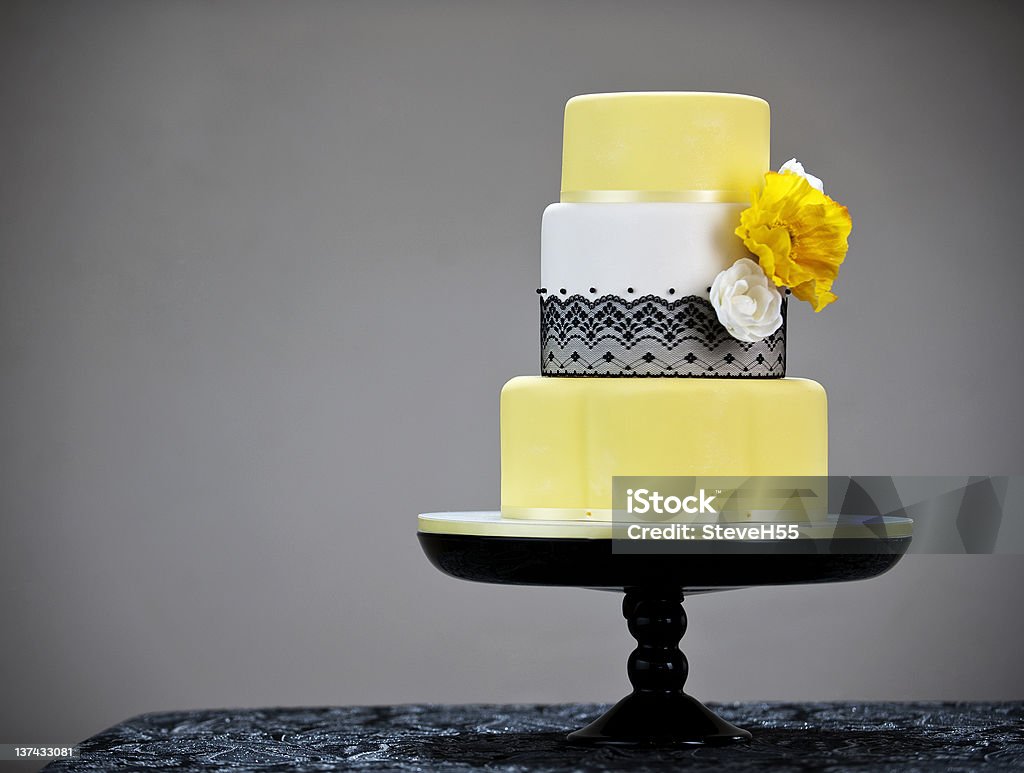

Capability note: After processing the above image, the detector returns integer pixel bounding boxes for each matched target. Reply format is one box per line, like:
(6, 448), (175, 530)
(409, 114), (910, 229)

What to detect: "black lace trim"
(540, 293), (786, 378)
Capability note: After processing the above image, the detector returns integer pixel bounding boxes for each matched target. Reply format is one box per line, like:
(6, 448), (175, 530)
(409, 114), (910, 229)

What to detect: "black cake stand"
(417, 512), (911, 747)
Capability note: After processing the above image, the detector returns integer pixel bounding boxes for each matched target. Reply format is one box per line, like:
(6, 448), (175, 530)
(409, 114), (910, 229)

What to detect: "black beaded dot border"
(538, 286), (688, 296)
(537, 286), (794, 297)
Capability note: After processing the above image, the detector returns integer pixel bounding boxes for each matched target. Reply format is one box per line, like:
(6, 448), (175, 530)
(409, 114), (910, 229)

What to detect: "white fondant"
(541, 202), (751, 299)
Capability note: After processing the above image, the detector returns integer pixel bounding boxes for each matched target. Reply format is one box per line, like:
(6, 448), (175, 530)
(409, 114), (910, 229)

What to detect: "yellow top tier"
(560, 92), (770, 203)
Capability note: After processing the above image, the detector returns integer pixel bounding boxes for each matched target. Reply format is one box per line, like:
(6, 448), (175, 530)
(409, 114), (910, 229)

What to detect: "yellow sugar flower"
(735, 171), (852, 311)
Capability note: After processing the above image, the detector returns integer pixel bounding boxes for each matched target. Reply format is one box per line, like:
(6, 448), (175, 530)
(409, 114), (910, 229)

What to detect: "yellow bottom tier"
(500, 376), (827, 519)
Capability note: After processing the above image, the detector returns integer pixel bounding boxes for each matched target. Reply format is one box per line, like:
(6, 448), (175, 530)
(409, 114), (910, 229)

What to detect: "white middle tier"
(541, 202), (748, 299)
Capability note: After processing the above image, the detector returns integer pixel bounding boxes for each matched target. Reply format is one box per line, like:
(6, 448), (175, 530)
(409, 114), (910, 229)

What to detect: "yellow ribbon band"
(560, 189), (749, 204)
(501, 506), (614, 522)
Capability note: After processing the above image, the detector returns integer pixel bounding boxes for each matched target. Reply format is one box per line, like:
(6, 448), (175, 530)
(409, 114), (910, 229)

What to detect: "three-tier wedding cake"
(419, 94), (866, 748)
(500, 92), (851, 522)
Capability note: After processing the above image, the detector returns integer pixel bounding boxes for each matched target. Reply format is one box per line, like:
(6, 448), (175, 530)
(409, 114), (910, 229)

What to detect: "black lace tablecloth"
(45, 702), (1024, 772)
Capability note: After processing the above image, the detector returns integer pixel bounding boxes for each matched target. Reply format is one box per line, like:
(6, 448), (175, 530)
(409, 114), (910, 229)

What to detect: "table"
(45, 702), (1024, 772)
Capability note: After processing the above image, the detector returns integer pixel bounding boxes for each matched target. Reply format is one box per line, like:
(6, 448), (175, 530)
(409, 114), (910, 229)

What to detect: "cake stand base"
(569, 691), (750, 746)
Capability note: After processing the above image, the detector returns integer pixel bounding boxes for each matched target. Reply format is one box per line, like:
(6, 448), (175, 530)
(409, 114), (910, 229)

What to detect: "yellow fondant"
(500, 376), (827, 519)
(560, 92), (769, 203)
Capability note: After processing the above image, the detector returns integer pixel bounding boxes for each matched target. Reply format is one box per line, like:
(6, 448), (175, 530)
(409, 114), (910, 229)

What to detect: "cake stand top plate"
(418, 511), (912, 540)
(417, 512), (912, 592)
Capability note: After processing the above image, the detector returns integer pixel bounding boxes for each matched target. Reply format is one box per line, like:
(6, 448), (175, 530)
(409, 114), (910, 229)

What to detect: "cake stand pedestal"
(568, 585), (750, 745)
(418, 512), (911, 747)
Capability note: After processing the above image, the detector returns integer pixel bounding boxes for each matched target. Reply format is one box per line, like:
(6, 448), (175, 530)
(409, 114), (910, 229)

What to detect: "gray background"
(2, 0), (1023, 748)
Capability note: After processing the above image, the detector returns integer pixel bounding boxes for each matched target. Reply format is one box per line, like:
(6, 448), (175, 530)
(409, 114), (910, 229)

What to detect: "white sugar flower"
(779, 158), (824, 193)
(709, 258), (784, 343)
